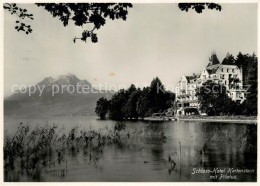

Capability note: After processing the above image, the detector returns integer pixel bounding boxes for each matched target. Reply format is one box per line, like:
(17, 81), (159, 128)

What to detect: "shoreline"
(179, 118), (257, 124)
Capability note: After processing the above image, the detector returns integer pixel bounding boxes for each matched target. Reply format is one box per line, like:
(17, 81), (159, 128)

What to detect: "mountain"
(4, 74), (113, 117)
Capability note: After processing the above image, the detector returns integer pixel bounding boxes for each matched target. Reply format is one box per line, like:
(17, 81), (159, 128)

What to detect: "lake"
(4, 116), (257, 182)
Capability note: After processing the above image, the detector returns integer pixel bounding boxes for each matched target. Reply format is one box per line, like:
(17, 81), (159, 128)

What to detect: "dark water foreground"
(4, 116), (257, 182)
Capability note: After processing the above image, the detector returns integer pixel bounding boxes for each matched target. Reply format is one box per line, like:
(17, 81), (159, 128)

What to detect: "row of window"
(178, 96), (198, 101)
(203, 68), (237, 75)
(221, 68), (236, 73)
(202, 73), (238, 80)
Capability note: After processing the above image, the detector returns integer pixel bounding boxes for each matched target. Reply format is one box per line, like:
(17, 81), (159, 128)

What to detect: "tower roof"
(207, 52), (220, 66)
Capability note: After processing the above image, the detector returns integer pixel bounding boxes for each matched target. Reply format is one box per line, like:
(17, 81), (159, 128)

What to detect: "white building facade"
(175, 57), (246, 116)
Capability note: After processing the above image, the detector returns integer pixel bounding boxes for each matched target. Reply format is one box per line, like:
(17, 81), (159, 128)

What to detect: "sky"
(4, 3), (257, 96)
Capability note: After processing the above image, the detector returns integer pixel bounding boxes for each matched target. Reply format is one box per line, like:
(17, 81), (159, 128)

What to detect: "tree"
(136, 87), (151, 118)
(109, 89), (128, 120)
(165, 91), (175, 108)
(95, 78), (175, 120)
(242, 54), (258, 115)
(149, 77), (165, 113)
(4, 3), (222, 43)
(95, 97), (109, 119)
(222, 53), (235, 65)
(233, 52), (257, 115)
(126, 84), (137, 96)
(195, 80), (234, 116)
(235, 52), (257, 85)
(218, 52), (258, 115)
(149, 77), (174, 113)
(123, 89), (141, 119)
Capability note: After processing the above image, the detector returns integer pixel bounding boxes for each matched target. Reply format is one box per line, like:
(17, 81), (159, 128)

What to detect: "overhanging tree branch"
(4, 3), (222, 43)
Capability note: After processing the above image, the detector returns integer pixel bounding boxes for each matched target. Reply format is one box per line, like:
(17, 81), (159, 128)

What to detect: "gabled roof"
(206, 68), (218, 74)
(185, 74), (199, 83)
(205, 64), (221, 74)
(207, 53), (220, 66)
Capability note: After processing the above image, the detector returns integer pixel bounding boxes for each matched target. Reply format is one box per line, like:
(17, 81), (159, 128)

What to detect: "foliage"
(4, 3), (133, 43)
(3, 3), (33, 34)
(4, 123), (65, 174)
(136, 87), (151, 118)
(241, 57), (258, 115)
(123, 88), (142, 119)
(4, 3), (222, 43)
(144, 122), (167, 142)
(95, 78), (175, 120)
(231, 52), (257, 115)
(95, 97), (109, 119)
(235, 52), (257, 86)
(195, 80), (235, 116)
(222, 53), (235, 65)
(149, 77), (167, 113)
(178, 3), (221, 13)
(4, 121), (168, 180)
(36, 3), (133, 43)
(114, 122), (126, 132)
(109, 89), (129, 120)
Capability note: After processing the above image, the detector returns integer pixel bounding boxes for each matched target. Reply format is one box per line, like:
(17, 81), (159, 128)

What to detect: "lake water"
(4, 116), (257, 182)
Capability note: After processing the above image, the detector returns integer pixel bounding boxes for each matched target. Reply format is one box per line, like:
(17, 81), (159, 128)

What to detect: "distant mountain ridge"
(38, 74), (92, 87)
(5, 74), (113, 117)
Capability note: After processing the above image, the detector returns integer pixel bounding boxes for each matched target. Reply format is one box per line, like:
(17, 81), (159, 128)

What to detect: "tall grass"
(4, 122), (167, 178)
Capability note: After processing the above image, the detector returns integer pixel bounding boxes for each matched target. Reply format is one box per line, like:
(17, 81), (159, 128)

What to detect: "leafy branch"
(3, 3), (33, 34)
(36, 3), (133, 43)
(4, 3), (222, 43)
(178, 3), (222, 13)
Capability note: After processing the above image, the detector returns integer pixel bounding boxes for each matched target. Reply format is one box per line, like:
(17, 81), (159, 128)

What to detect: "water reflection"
(4, 117), (257, 182)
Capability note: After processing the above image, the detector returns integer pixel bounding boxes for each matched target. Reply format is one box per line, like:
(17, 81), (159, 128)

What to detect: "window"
(221, 68), (223, 72)
(220, 74), (225, 79)
(225, 80), (227, 85)
(227, 68), (229, 72)
(232, 69), (235, 73)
